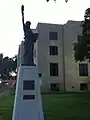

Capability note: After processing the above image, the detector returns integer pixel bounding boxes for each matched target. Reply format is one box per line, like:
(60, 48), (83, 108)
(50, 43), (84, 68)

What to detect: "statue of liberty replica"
(21, 5), (38, 66)
(12, 5), (44, 120)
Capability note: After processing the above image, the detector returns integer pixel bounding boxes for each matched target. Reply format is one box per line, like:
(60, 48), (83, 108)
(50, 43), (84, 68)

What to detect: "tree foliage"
(46, 0), (68, 2)
(0, 53), (17, 80)
(74, 8), (90, 62)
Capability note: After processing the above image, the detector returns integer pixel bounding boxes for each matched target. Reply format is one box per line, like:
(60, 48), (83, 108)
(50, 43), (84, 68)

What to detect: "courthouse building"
(18, 20), (90, 92)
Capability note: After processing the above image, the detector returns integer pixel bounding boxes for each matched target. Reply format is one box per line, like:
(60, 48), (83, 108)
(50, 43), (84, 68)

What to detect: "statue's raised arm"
(21, 5), (25, 33)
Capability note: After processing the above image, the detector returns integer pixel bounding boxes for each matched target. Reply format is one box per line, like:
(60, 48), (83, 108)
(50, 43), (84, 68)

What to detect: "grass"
(0, 92), (90, 120)
(0, 91), (14, 120)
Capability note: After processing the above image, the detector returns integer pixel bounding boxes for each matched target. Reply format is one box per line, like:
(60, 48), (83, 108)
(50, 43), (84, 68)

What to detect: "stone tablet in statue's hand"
(33, 33), (38, 43)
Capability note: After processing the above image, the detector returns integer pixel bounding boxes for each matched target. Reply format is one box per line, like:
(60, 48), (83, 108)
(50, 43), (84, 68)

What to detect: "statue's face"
(26, 21), (31, 29)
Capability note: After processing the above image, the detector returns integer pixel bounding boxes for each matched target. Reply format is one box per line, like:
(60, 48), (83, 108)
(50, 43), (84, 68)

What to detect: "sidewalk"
(0, 91), (6, 96)
(0, 89), (10, 96)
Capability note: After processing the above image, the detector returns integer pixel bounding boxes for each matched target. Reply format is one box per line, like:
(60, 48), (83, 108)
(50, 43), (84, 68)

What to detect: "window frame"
(49, 32), (58, 40)
(50, 63), (58, 76)
(49, 46), (58, 55)
(79, 63), (88, 76)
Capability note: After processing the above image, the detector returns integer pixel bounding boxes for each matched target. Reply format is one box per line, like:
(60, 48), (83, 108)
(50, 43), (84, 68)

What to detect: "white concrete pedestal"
(12, 66), (44, 120)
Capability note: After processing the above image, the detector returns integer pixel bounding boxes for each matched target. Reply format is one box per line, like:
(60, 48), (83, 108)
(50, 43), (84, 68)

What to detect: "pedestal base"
(12, 66), (44, 120)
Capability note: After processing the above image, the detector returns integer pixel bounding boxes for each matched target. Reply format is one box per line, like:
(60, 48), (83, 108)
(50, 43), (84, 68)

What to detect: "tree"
(0, 53), (17, 80)
(46, 0), (68, 2)
(74, 8), (90, 62)
(0, 53), (3, 76)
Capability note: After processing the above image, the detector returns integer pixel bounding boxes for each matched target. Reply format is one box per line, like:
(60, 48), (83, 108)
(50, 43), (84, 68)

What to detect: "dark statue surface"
(21, 5), (38, 66)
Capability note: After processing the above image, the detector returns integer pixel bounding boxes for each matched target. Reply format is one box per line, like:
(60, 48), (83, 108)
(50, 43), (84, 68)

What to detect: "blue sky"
(0, 0), (90, 57)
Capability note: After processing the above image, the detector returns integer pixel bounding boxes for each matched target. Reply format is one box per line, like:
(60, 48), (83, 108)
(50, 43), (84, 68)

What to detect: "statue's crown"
(26, 21), (31, 27)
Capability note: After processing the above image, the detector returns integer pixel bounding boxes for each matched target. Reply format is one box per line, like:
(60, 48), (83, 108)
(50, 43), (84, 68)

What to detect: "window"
(51, 83), (60, 91)
(49, 32), (58, 40)
(79, 63), (88, 76)
(50, 46), (58, 55)
(80, 83), (88, 91)
(50, 63), (58, 76)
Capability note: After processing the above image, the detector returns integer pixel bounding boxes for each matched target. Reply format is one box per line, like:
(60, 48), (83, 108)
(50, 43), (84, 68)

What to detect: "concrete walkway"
(0, 90), (10, 96)
(0, 92), (6, 96)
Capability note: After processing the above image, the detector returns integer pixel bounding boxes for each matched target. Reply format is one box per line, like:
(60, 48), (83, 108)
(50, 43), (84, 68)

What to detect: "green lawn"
(0, 92), (90, 120)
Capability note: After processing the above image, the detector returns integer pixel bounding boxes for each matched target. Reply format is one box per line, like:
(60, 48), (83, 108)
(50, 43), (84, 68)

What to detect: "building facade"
(34, 22), (64, 92)
(63, 21), (90, 92)
(18, 20), (90, 92)
(17, 41), (24, 68)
